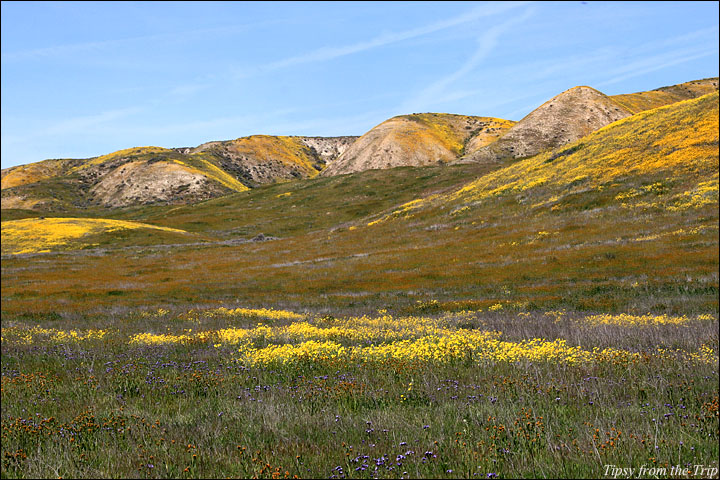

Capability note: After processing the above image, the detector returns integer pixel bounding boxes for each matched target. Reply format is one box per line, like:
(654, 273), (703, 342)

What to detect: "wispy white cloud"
(1, 106), (146, 149)
(632, 25), (718, 54)
(2, 38), (136, 62)
(399, 7), (535, 113)
(45, 106), (146, 135)
(595, 43), (718, 88)
(1, 21), (284, 62)
(164, 3), (532, 114)
(166, 83), (213, 98)
(232, 2), (531, 78)
(410, 22), (718, 119)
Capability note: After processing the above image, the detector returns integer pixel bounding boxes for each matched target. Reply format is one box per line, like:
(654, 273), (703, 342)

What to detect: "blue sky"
(1, 1), (718, 169)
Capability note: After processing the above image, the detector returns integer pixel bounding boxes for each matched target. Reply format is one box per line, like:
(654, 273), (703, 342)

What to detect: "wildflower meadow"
(2, 307), (717, 478)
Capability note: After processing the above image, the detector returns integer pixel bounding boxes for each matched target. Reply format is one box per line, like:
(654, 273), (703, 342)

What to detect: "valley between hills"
(1, 77), (718, 479)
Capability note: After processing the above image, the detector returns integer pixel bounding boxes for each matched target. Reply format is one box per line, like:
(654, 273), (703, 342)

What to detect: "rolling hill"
(1, 146), (244, 210)
(366, 91), (718, 235)
(320, 78), (717, 175)
(189, 135), (356, 186)
(320, 113), (514, 176)
(458, 86), (632, 164)
(2, 87), (717, 316)
(1, 136), (356, 210)
(609, 77), (718, 114)
(458, 78), (718, 166)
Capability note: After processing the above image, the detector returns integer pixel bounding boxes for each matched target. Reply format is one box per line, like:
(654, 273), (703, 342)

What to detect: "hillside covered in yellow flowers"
(375, 91), (718, 221)
(0, 78), (716, 317)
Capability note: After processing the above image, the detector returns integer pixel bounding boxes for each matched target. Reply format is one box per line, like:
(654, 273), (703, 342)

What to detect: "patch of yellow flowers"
(125, 313), (476, 346)
(201, 307), (306, 321)
(577, 313), (715, 326)
(4, 310), (717, 369)
(233, 333), (717, 368)
(129, 329), (215, 345)
(1, 326), (110, 345)
(1, 217), (189, 254)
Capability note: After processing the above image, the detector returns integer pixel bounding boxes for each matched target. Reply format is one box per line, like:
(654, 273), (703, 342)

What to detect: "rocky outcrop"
(194, 135), (359, 186)
(298, 136), (358, 169)
(0, 136), (360, 209)
(88, 160), (227, 207)
(196, 135), (325, 187)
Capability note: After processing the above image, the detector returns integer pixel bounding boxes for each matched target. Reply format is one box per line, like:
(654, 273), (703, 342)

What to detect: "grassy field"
(1, 308), (718, 478)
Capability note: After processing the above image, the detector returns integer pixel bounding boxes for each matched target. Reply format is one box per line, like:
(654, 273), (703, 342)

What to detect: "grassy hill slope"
(411, 91), (718, 215)
(609, 77), (718, 114)
(1, 217), (200, 255)
(1, 158), (82, 190)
